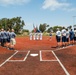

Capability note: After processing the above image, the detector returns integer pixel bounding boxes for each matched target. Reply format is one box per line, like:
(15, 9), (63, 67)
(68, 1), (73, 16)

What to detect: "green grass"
(16, 32), (56, 37)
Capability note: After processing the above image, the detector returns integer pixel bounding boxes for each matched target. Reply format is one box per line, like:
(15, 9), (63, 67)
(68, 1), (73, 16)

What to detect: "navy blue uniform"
(74, 30), (76, 41)
(10, 32), (16, 46)
(0, 32), (1, 43)
(56, 30), (61, 42)
(10, 32), (16, 39)
(61, 29), (67, 42)
(4, 31), (7, 43)
(6, 31), (11, 42)
(1, 31), (4, 46)
(69, 31), (74, 41)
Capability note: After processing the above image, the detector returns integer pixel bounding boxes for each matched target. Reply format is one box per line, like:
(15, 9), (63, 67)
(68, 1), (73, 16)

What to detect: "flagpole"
(73, 16), (76, 29)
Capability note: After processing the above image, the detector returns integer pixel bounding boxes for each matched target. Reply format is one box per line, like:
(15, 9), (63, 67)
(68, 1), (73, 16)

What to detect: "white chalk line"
(53, 45), (74, 51)
(0, 51), (18, 67)
(40, 50), (70, 74)
(52, 51), (70, 75)
(8, 51), (30, 62)
(0, 50), (30, 66)
(0, 49), (71, 75)
(40, 51), (42, 61)
(41, 60), (57, 62)
(15, 50), (29, 52)
(40, 50), (52, 52)
(40, 50), (57, 62)
(23, 51), (30, 61)
(8, 60), (24, 62)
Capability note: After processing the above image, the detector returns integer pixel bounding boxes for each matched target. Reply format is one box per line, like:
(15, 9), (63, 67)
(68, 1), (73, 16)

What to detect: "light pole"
(73, 16), (76, 29)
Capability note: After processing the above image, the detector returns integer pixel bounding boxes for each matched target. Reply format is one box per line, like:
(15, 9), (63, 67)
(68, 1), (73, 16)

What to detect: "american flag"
(33, 24), (36, 33)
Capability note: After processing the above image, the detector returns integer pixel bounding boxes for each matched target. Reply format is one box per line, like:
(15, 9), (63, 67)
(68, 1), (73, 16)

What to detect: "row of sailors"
(29, 32), (43, 40)
(56, 27), (76, 47)
(0, 29), (16, 50)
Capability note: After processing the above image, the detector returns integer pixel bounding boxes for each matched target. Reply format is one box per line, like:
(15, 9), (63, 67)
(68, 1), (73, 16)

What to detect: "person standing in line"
(49, 31), (52, 41)
(29, 32), (33, 40)
(35, 33), (38, 40)
(69, 29), (74, 45)
(9, 29), (16, 50)
(6, 29), (11, 48)
(39, 32), (43, 40)
(56, 28), (61, 48)
(37, 32), (40, 40)
(3, 30), (7, 47)
(74, 28), (76, 44)
(0, 30), (1, 45)
(61, 27), (67, 47)
(66, 29), (70, 46)
(1, 28), (5, 47)
(33, 33), (36, 40)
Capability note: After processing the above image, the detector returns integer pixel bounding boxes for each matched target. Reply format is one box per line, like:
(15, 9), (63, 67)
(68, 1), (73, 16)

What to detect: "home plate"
(30, 54), (38, 57)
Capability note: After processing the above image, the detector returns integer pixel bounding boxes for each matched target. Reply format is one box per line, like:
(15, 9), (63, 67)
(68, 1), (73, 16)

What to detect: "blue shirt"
(6, 31), (11, 39)
(69, 31), (74, 38)
(1, 31), (4, 39)
(0, 32), (1, 39)
(4, 31), (7, 39)
(10, 32), (16, 38)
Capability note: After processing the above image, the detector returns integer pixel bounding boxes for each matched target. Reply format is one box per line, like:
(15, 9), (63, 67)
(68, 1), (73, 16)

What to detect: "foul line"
(40, 50), (52, 52)
(53, 45), (74, 51)
(0, 51), (18, 67)
(52, 51), (70, 75)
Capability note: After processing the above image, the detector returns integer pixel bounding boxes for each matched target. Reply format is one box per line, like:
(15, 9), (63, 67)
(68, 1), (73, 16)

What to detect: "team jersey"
(10, 32), (16, 38)
(6, 31), (11, 39)
(39, 33), (42, 37)
(39, 33), (42, 40)
(61, 29), (66, 36)
(69, 31), (74, 38)
(0, 31), (4, 39)
(49, 33), (52, 36)
(66, 31), (69, 38)
(56, 30), (61, 36)
(0, 32), (1, 39)
(4, 31), (7, 39)
(0, 32), (1, 37)
(29, 33), (32, 36)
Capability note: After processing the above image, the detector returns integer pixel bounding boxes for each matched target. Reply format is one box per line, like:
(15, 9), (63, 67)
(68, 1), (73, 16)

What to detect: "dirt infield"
(15, 36), (57, 50)
(0, 36), (76, 75)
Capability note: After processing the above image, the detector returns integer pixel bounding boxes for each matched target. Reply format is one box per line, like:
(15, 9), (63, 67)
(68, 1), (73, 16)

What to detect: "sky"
(0, 0), (76, 31)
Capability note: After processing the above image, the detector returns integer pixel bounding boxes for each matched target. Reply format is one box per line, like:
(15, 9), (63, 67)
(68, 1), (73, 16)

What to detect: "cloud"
(42, 0), (76, 11)
(0, 0), (31, 6)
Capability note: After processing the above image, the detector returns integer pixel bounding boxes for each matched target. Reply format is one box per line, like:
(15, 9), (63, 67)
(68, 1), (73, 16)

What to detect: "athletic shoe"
(8, 48), (14, 50)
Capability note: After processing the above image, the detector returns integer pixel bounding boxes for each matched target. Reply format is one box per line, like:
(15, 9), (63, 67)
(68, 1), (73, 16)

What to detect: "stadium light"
(73, 16), (76, 29)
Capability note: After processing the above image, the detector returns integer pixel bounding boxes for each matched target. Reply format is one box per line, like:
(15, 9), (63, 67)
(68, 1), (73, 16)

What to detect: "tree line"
(0, 17), (73, 34)
(0, 17), (25, 34)
(37, 23), (73, 33)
